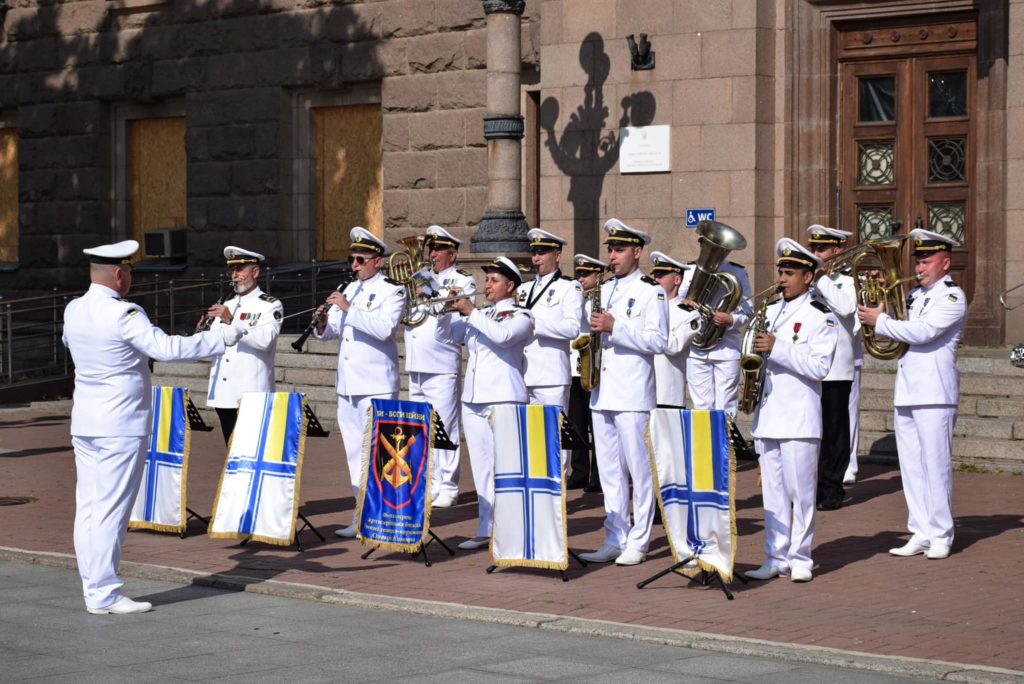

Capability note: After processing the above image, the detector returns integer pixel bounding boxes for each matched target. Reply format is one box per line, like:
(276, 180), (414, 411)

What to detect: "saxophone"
(737, 284), (782, 414)
(571, 276), (607, 392)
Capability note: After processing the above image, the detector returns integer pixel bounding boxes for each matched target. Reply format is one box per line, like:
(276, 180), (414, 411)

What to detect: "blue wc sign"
(685, 208), (716, 227)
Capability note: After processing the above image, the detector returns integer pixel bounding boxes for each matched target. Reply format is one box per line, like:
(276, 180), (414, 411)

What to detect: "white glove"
(220, 324), (244, 347)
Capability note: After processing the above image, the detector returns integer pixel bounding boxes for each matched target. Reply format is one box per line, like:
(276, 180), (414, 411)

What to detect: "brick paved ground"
(1, 408), (1022, 672)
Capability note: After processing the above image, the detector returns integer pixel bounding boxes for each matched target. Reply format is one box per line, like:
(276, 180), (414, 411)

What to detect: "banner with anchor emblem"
(355, 399), (436, 553)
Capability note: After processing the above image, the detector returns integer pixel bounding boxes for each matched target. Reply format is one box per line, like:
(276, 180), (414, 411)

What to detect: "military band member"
(63, 240), (242, 614)
(205, 246), (283, 445)
(858, 229), (966, 560)
(315, 227), (405, 538)
(684, 245), (752, 417)
(806, 226), (860, 510)
(650, 251), (699, 408)
(517, 228), (583, 413)
(746, 238), (838, 583)
(567, 254), (606, 491)
(404, 225), (476, 508)
(435, 257), (533, 550)
(579, 219), (668, 566)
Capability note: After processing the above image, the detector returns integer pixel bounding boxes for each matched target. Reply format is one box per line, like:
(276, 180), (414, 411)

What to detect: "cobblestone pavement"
(1, 407), (1021, 678)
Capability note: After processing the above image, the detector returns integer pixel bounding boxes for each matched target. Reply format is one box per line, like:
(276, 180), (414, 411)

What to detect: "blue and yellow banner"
(356, 399), (435, 553)
(208, 391), (308, 546)
(130, 386), (190, 533)
(647, 408), (736, 581)
(491, 404), (567, 570)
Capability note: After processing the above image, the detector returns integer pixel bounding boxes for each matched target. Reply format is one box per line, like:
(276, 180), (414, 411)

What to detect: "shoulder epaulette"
(944, 280), (957, 287)
(258, 293), (277, 303)
(640, 275), (657, 286)
(457, 268), (472, 277)
(810, 299), (831, 314)
(559, 274), (573, 281)
(384, 277), (401, 286)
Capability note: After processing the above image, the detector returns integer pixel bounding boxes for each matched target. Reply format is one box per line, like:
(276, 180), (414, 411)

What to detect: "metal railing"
(0, 260), (353, 388)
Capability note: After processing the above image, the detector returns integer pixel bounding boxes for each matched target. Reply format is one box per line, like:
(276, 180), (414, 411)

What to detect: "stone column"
(471, 0), (529, 253)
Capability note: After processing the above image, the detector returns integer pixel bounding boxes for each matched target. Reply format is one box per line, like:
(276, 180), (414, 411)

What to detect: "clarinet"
(291, 278), (353, 351)
(196, 286), (230, 334)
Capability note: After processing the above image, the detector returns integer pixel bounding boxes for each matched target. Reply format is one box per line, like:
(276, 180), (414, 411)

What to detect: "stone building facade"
(1, 0), (1021, 344)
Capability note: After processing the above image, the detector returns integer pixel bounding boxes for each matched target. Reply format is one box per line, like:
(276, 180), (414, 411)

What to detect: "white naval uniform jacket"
(875, 279), (966, 407)
(683, 262), (753, 361)
(812, 273), (858, 382)
(751, 292), (838, 440)
(63, 283), (226, 437)
(207, 287), (283, 408)
(404, 265), (476, 375)
(589, 269), (669, 412)
(435, 298), (533, 404)
(316, 271), (405, 397)
(516, 270), (583, 388)
(655, 294), (701, 406)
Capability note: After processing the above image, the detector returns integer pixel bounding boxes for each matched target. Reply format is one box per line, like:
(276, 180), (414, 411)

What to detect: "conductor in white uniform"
(314, 227), (406, 538)
(435, 257), (534, 550)
(404, 225), (476, 508)
(579, 219), (668, 566)
(205, 246), (283, 444)
(859, 229), (966, 560)
(746, 239), (838, 583)
(516, 228), (583, 412)
(63, 240), (242, 614)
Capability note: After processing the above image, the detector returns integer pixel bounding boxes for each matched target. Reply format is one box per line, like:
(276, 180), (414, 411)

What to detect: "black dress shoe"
(816, 500), (842, 511)
(583, 482), (602, 493)
(566, 475), (588, 490)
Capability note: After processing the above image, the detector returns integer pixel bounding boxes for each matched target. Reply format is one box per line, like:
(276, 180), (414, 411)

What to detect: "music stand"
(361, 413), (455, 567)
(485, 411), (588, 581)
(636, 555), (747, 600)
(181, 398), (213, 537)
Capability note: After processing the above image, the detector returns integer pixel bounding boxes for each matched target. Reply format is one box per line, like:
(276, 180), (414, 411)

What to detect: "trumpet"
(409, 288), (485, 320)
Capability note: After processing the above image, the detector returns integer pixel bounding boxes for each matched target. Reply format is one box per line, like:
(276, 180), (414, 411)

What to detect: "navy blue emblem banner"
(356, 398), (435, 553)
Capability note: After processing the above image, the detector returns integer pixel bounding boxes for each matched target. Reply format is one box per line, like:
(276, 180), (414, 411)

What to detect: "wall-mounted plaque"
(619, 125), (671, 174)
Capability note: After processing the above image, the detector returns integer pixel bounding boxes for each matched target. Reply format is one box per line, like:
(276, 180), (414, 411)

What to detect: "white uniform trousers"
(72, 435), (148, 610)
(591, 410), (655, 553)
(529, 385), (570, 473)
(337, 392), (398, 513)
(894, 405), (957, 548)
(756, 437), (819, 575)
(686, 357), (740, 417)
(409, 371), (461, 499)
(462, 401), (514, 538)
(846, 367), (862, 479)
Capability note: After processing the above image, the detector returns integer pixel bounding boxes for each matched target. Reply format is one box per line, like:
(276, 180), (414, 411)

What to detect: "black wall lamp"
(627, 34), (655, 70)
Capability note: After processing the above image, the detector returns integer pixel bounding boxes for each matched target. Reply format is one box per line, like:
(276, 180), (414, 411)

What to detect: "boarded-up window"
(131, 117), (186, 249)
(0, 128), (17, 263)
(314, 104), (382, 260)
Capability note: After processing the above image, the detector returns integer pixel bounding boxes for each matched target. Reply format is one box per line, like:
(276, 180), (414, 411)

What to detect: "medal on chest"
(627, 298), (635, 317)
(792, 321), (801, 343)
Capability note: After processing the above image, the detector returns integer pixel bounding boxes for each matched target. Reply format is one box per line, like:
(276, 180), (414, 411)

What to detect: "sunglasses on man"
(348, 254), (378, 265)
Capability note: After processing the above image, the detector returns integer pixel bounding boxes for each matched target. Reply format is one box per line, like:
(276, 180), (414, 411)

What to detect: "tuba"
(819, 236), (919, 360)
(683, 220), (748, 350)
(571, 275), (608, 392)
(737, 284), (782, 414)
(387, 235), (433, 328)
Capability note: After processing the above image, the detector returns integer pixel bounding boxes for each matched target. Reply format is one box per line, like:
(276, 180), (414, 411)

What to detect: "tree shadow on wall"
(540, 32), (656, 257)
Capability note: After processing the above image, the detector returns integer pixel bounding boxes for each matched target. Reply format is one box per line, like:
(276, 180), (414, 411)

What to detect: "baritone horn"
(682, 220), (748, 350)
(387, 235), (432, 327)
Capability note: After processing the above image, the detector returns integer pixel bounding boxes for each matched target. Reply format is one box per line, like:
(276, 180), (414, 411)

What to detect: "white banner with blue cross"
(208, 391), (308, 546)
(129, 386), (191, 534)
(648, 408), (736, 582)
(490, 404), (568, 571)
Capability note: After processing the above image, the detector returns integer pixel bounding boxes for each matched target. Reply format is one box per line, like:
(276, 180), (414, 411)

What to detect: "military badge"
(947, 293), (959, 302)
(793, 321), (801, 342)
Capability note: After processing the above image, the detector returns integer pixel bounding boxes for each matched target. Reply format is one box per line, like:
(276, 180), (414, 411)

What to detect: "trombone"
(999, 282), (1024, 310)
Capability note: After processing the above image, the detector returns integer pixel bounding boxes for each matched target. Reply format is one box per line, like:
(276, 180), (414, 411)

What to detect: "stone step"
(858, 411), (1024, 440)
(859, 372), (1024, 397)
(861, 347), (1024, 377)
(859, 430), (1024, 473)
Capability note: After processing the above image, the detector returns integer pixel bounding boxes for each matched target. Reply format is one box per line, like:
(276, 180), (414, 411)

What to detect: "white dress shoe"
(334, 523), (358, 538)
(790, 566), (813, 582)
(578, 544), (623, 563)
(614, 549), (646, 566)
(432, 494), (457, 508)
(744, 562), (784, 580)
(87, 597), (153, 615)
(457, 536), (489, 550)
(926, 543), (951, 559)
(889, 541), (929, 557)
(843, 472), (856, 485)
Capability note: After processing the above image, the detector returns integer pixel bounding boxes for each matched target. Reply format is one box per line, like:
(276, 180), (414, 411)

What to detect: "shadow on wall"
(539, 32), (655, 258)
(0, 1), (381, 291)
